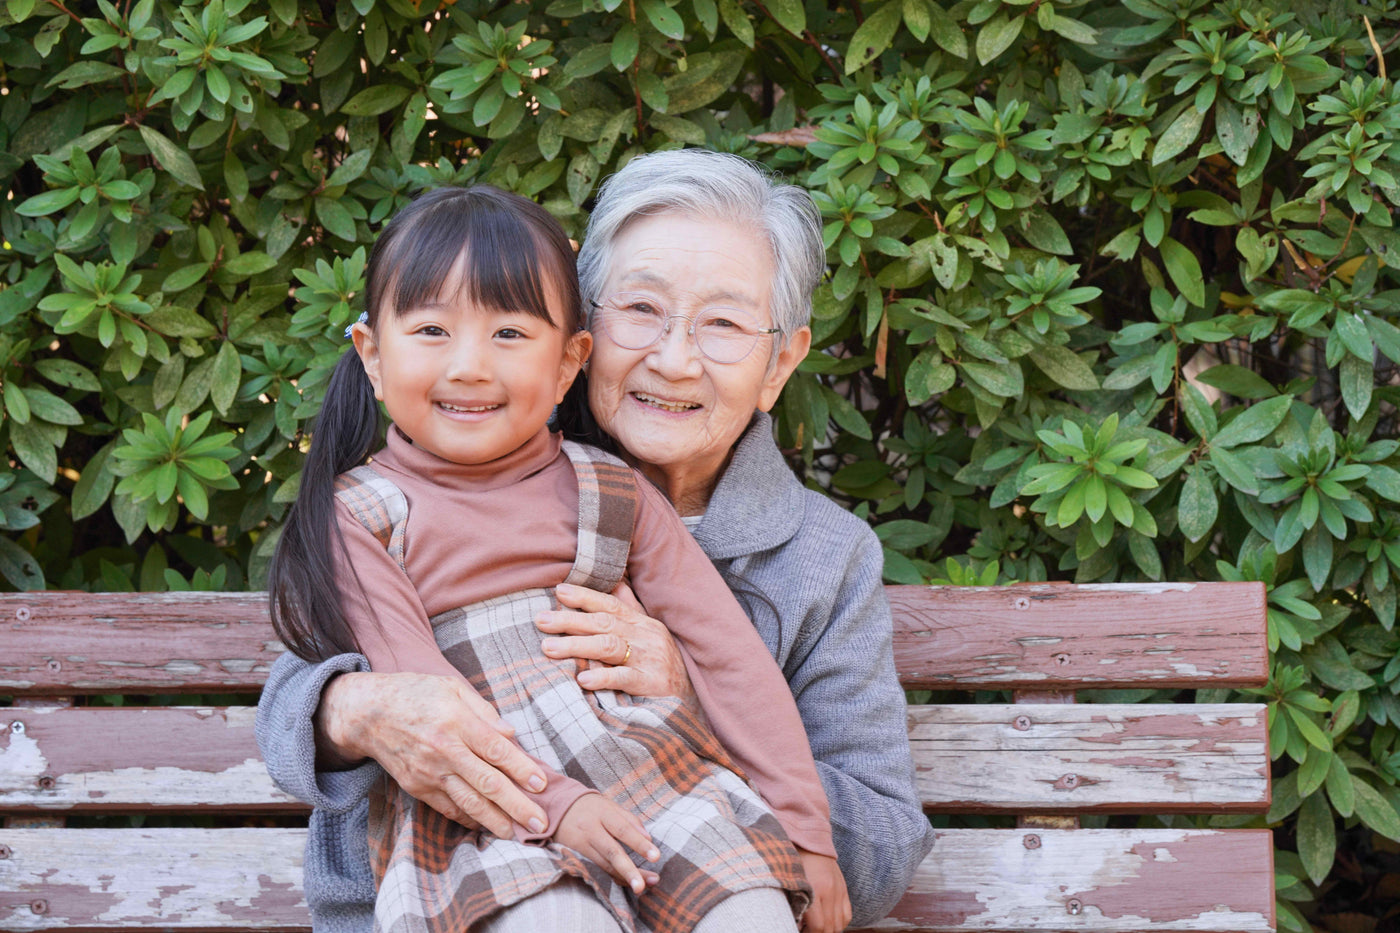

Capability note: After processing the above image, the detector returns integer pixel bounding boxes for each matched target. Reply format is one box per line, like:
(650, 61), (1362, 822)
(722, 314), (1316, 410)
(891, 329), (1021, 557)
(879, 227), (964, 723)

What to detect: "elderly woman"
(256, 149), (932, 931)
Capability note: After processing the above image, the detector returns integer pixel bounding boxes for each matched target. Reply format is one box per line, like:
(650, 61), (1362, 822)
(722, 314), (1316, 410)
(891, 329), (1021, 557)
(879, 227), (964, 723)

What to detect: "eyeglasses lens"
(599, 296), (766, 364)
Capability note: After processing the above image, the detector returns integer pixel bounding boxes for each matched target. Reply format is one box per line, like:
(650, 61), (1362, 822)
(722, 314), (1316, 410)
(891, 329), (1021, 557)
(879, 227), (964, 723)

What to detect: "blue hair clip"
(344, 310), (368, 339)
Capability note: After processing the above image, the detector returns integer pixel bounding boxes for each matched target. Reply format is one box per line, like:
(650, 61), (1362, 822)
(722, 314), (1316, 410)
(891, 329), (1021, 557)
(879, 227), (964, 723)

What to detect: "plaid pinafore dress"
(335, 441), (810, 933)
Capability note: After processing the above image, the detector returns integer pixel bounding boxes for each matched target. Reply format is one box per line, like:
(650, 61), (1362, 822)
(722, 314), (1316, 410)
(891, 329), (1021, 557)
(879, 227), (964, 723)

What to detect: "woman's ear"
(556, 329), (594, 403)
(757, 326), (811, 412)
(351, 322), (385, 401)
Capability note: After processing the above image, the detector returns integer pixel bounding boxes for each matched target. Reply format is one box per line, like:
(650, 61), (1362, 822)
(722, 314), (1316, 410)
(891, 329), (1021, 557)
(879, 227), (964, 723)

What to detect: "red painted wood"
(0, 593), (276, 694)
(889, 582), (1269, 690)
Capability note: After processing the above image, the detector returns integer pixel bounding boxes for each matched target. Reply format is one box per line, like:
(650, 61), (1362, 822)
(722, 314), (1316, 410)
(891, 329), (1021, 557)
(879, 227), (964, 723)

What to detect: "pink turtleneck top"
(332, 424), (835, 858)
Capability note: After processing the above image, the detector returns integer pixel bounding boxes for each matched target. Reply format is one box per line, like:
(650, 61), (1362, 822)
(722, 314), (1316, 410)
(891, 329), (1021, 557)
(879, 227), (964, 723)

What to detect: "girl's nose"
(445, 338), (491, 381)
(647, 318), (704, 379)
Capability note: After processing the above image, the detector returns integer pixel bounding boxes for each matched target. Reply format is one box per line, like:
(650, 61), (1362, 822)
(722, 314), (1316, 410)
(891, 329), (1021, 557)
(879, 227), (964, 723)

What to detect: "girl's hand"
(537, 582), (693, 698)
(316, 671), (549, 838)
(798, 850), (851, 933)
(554, 793), (661, 895)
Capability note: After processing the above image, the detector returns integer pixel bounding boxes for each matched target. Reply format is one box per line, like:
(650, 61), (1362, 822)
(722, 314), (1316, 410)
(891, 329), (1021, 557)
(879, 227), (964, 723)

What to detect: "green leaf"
(640, 0), (686, 39)
(1021, 211), (1072, 255)
(9, 420), (57, 483)
(1178, 465), (1217, 542)
(962, 360), (1023, 398)
(1296, 790), (1335, 886)
(767, 0), (806, 35)
(974, 12), (1022, 65)
(926, 1), (967, 57)
(1152, 106), (1204, 166)
(34, 359), (99, 391)
(0, 535), (44, 591)
(1354, 779), (1400, 841)
(1194, 364), (1276, 399)
(16, 186), (80, 216)
(137, 124), (205, 190)
(611, 22), (639, 70)
(1339, 354), (1373, 420)
(847, 1), (904, 73)
(340, 84), (412, 117)
(22, 386), (81, 425)
(1028, 346), (1099, 390)
(4, 380), (31, 424)
(1159, 236), (1205, 307)
(316, 197), (358, 241)
(1325, 751), (1355, 817)
(1211, 396), (1292, 449)
(210, 341), (241, 414)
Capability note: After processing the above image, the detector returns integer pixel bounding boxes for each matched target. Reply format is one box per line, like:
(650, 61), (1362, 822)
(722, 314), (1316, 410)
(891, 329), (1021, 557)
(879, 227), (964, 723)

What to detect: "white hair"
(577, 149), (825, 343)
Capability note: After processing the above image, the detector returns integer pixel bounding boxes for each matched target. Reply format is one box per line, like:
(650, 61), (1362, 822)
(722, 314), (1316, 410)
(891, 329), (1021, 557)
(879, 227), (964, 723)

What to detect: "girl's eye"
(495, 327), (526, 339)
(415, 324), (447, 337)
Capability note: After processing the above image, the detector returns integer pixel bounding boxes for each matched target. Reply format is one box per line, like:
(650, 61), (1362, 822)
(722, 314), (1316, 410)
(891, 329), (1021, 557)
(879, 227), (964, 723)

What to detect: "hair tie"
(344, 311), (368, 339)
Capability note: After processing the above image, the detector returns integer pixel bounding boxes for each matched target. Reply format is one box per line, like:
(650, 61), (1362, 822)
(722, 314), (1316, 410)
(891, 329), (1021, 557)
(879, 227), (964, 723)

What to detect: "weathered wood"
(0, 707), (301, 811)
(889, 582), (1269, 690)
(0, 592), (278, 694)
(0, 827), (1274, 933)
(862, 829), (1275, 933)
(0, 828), (307, 931)
(909, 703), (1269, 814)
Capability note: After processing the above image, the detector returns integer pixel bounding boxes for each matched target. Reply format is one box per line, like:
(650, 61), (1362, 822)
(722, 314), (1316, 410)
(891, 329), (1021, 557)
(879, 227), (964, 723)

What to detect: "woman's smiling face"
(586, 212), (810, 511)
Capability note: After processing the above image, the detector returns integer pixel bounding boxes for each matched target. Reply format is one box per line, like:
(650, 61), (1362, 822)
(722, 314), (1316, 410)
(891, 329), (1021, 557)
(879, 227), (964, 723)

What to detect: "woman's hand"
(798, 850), (851, 933)
(316, 671), (550, 838)
(536, 582), (693, 698)
(554, 793), (661, 895)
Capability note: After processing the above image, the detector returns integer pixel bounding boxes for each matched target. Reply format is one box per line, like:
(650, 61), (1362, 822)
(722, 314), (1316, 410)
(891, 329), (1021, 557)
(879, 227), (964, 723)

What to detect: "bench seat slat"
(910, 703), (1269, 813)
(0, 828), (307, 932)
(0, 827), (1274, 933)
(890, 582), (1268, 690)
(0, 707), (300, 811)
(862, 828), (1275, 933)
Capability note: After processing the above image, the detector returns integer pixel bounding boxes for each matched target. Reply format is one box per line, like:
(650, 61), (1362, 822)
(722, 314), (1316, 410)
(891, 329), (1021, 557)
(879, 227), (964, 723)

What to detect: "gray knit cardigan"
(254, 412), (934, 930)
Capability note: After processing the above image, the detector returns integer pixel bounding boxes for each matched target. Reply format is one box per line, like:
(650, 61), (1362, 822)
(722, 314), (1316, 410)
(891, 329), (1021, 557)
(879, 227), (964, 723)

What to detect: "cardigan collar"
(689, 411), (806, 561)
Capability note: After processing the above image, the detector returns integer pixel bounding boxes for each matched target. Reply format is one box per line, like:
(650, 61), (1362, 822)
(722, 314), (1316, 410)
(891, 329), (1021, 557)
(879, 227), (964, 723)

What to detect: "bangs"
(368, 187), (579, 329)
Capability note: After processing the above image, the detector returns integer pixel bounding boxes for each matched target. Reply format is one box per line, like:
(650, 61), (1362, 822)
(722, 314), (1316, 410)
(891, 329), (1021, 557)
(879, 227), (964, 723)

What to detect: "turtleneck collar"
(689, 411), (806, 561)
(371, 422), (561, 492)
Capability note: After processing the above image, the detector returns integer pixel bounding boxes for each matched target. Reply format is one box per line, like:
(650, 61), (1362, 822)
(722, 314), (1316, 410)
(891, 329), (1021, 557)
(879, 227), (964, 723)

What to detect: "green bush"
(3, 0), (1399, 925)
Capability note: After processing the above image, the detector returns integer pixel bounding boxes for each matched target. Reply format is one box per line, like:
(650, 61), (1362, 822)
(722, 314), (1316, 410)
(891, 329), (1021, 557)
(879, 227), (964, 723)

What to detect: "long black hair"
(268, 186), (584, 661)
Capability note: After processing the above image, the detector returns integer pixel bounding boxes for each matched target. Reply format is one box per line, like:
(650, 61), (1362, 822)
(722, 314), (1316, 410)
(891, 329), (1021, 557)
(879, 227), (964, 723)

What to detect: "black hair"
(268, 186), (584, 661)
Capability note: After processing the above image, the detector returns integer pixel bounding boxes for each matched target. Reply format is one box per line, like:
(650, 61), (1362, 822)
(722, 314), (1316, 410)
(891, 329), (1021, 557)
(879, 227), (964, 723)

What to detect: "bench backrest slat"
(910, 703), (1269, 813)
(889, 582), (1268, 689)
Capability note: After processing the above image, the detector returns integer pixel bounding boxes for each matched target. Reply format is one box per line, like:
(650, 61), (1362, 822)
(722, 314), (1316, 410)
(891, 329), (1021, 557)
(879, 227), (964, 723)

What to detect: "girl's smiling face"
(353, 256), (590, 466)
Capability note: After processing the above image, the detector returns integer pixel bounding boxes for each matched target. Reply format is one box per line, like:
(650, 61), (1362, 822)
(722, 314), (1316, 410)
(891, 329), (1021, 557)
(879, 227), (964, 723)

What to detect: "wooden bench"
(0, 583), (1275, 931)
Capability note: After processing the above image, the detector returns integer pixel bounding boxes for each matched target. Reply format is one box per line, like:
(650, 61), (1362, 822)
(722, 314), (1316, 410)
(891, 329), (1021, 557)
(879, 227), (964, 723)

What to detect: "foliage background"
(3, 0), (1400, 926)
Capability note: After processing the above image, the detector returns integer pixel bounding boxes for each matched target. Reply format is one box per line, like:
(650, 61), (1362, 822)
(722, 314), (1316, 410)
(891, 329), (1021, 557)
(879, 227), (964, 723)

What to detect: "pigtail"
(267, 348), (382, 660)
(553, 371), (619, 455)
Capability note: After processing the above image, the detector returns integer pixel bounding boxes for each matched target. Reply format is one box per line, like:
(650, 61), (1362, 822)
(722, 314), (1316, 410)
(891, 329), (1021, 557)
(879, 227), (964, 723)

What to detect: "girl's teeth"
(440, 403), (497, 413)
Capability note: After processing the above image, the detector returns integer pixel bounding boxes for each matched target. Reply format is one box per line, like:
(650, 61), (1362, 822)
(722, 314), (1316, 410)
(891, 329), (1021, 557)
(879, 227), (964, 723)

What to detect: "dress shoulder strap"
(560, 440), (637, 593)
(333, 464), (409, 574)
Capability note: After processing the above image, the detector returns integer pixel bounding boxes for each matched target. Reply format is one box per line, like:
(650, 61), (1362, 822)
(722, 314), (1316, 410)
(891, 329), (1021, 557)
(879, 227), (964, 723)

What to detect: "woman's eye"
(626, 301), (664, 318)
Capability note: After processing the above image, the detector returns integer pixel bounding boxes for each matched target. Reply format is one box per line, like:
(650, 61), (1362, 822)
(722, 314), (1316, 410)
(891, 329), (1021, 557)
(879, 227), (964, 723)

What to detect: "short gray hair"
(577, 149), (824, 341)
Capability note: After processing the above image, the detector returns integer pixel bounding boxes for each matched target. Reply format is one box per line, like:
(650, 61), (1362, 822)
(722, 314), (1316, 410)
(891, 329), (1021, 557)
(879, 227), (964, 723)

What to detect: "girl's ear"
(757, 325), (811, 412)
(556, 330), (593, 404)
(351, 322), (385, 401)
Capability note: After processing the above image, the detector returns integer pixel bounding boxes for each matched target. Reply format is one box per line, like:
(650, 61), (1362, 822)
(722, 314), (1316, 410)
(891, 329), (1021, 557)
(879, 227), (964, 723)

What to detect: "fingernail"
(557, 583), (574, 594)
(528, 818), (546, 834)
(577, 671), (597, 687)
(527, 775), (546, 792)
(632, 878), (644, 894)
(647, 848), (660, 861)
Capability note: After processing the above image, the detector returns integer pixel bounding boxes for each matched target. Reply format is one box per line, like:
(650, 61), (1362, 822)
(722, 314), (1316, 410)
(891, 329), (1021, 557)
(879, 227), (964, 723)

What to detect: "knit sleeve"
(624, 478), (836, 858)
(326, 500), (594, 841)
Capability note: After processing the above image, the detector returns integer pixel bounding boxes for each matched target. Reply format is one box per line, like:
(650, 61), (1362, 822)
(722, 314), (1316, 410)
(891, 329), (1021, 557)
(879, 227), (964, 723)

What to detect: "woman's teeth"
(634, 392), (699, 413)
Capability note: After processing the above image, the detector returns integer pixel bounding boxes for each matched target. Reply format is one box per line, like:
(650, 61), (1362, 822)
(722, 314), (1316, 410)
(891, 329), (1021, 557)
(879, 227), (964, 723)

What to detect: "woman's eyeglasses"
(589, 294), (780, 364)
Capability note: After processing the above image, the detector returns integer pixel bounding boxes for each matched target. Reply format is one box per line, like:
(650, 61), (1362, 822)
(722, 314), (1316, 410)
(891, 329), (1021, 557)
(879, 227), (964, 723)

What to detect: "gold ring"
(620, 639), (632, 666)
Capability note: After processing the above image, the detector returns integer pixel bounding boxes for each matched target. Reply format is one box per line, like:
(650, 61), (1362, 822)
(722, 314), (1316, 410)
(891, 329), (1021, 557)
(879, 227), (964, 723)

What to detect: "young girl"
(268, 186), (843, 933)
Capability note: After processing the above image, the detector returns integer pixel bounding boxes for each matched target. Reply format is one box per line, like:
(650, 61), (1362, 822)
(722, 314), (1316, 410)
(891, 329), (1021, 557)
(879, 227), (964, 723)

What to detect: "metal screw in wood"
(1013, 715), (1031, 730)
(1066, 898), (1083, 915)
(37, 774), (56, 790)
(0, 845), (12, 859)
(15, 605), (30, 621)
(30, 900), (48, 915)
(1022, 834), (1040, 849)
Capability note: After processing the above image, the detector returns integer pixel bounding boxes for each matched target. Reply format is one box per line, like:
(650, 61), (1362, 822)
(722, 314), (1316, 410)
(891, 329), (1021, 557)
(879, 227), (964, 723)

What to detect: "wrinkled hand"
(537, 582), (693, 698)
(798, 850), (851, 933)
(316, 671), (549, 838)
(554, 793), (661, 895)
